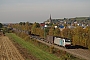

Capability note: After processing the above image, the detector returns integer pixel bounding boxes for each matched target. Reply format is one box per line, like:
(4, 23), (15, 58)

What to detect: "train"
(46, 35), (71, 47)
(12, 28), (71, 48)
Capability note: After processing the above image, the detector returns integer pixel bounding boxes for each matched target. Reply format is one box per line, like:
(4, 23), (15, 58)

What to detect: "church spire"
(49, 14), (52, 22)
(50, 14), (51, 20)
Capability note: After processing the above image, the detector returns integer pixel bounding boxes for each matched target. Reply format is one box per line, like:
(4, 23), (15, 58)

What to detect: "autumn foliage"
(10, 22), (90, 50)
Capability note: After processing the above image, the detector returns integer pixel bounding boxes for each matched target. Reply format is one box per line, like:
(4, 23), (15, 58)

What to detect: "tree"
(31, 22), (40, 34)
(54, 28), (60, 36)
(0, 23), (3, 28)
(85, 26), (90, 49)
(49, 27), (54, 36)
(73, 26), (85, 46)
(19, 22), (25, 25)
(39, 28), (44, 38)
(19, 22), (23, 25)
(24, 22), (31, 31)
(61, 28), (73, 39)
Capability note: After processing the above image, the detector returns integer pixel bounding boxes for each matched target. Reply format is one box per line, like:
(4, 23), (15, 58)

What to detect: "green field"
(6, 33), (61, 60)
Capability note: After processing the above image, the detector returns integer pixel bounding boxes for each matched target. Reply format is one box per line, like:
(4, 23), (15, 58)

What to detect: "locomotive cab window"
(65, 40), (71, 42)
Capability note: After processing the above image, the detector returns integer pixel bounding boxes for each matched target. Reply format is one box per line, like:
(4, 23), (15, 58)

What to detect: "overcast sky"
(0, 0), (90, 23)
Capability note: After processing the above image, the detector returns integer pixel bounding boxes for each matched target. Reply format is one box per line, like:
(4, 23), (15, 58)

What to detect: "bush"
(24, 35), (30, 41)
(49, 46), (55, 53)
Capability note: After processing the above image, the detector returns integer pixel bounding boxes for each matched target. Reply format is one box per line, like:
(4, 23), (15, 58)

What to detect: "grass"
(6, 33), (60, 60)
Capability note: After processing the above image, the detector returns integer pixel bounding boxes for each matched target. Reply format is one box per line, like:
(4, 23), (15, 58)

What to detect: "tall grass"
(6, 33), (60, 60)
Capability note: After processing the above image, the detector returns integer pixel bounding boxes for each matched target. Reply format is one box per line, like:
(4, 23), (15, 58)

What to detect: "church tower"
(49, 14), (52, 23)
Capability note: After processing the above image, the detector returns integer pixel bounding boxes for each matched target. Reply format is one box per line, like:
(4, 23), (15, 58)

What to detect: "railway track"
(35, 37), (90, 60)
(0, 36), (24, 60)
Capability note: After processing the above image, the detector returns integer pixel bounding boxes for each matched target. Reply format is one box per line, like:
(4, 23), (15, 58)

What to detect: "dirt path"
(0, 36), (24, 60)
(67, 49), (90, 60)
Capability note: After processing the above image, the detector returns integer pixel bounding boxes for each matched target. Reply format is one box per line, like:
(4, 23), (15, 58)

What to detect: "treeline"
(73, 26), (90, 48)
(9, 22), (90, 49)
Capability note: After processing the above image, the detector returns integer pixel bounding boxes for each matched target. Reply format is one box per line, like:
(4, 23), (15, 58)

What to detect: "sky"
(0, 0), (90, 23)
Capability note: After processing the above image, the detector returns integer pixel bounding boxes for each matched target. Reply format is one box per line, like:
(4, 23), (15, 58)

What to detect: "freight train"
(46, 35), (71, 47)
(12, 28), (71, 48)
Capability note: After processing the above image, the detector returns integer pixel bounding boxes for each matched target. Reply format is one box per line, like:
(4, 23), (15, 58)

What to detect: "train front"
(64, 39), (71, 48)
